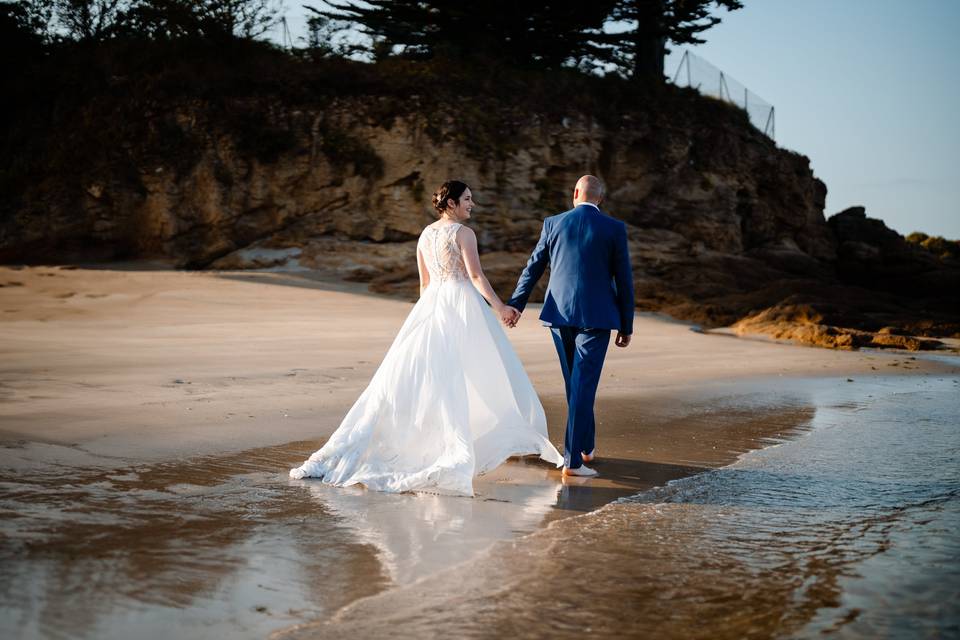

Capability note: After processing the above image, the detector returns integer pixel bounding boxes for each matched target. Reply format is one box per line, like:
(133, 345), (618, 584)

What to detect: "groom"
(505, 175), (634, 477)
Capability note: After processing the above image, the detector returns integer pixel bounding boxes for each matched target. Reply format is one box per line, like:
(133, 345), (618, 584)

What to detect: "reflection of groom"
(505, 175), (634, 477)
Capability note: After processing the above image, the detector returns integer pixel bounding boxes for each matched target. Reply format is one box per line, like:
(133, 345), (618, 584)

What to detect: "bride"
(289, 180), (563, 496)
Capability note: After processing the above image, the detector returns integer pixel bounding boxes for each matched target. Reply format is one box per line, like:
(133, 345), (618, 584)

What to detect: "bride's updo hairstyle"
(432, 180), (469, 217)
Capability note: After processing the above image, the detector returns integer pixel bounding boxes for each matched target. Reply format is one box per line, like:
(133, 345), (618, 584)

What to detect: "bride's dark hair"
(432, 180), (469, 217)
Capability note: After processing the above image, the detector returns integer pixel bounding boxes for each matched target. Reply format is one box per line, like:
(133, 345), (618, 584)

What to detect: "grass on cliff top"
(14, 35), (742, 117)
(906, 233), (960, 261)
(1, 37), (761, 210)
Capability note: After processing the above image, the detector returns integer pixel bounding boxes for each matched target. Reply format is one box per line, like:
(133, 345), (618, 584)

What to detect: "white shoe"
(581, 449), (596, 463)
(562, 464), (598, 477)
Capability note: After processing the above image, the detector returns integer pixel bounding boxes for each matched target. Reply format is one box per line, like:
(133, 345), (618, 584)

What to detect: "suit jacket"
(507, 203), (635, 334)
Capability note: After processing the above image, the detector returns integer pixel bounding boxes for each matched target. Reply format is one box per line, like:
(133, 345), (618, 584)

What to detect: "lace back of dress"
(421, 223), (468, 282)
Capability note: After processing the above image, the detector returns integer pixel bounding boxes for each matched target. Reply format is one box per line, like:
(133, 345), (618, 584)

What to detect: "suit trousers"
(549, 326), (611, 468)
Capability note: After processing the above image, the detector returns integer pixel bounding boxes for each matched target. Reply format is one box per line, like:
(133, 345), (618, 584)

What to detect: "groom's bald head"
(573, 175), (605, 207)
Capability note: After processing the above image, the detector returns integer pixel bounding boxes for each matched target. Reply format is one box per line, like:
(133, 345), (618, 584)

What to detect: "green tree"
(304, 1), (742, 80)
(599, 0), (744, 81)
(5, 0), (281, 43)
(306, 0), (616, 69)
(305, 11), (359, 58)
(52, 0), (126, 41)
(121, 0), (282, 41)
(0, 0), (54, 48)
(200, 0), (281, 39)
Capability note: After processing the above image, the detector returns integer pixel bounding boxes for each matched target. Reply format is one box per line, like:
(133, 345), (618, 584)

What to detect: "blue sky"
(276, 1), (960, 239)
(663, 0), (960, 239)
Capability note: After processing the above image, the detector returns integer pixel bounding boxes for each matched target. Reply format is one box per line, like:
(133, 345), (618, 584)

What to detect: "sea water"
(2, 375), (957, 639)
(315, 375), (960, 639)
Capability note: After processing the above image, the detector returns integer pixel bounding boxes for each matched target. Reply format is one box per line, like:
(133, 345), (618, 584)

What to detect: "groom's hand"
(615, 332), (632, 348)
(503, 306), (521, 327)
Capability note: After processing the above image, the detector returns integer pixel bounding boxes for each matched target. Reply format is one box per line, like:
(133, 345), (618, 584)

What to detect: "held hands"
(499, 305), (521, 328)
(615, 332), (632, 348)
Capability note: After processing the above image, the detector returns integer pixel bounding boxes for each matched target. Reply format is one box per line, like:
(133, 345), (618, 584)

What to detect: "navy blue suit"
(507, 203), (634, 468)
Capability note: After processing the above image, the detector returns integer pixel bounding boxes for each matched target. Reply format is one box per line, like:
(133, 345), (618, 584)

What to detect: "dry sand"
(2, 264), (950, 465)
(2, 265), (958, 638)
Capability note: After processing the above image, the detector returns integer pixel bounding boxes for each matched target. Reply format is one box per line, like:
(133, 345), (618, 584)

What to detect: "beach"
(1, 265), (958, 639)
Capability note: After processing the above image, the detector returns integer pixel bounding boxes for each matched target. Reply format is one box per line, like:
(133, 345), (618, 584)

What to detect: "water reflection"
(0, 445), (572, 638)
(276, 376), (960, 640)
(296, 467), (562, 586)
(0, 441), (387, 639)
(0, 387), (825, 639)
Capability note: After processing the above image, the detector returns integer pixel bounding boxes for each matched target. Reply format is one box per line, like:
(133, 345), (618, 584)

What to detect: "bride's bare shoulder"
(454, 223), (477, 245)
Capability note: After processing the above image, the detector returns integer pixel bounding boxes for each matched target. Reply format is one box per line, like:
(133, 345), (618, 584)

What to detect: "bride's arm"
(457, 226), (506, 314)
(416, 245), (430, 296)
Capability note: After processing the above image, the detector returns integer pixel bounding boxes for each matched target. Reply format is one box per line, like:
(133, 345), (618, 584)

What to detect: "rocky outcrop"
(2, 80), (958, 350)
(829, 206), (960, 299)
(731, 300), (945, 351)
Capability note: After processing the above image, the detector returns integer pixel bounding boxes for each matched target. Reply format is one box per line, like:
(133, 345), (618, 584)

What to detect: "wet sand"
(1, 265), (957, 639)
(285, 375), (960, 640)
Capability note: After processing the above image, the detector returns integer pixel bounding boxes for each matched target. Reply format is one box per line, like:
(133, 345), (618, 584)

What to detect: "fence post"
(672, 50), (687, 84)
(670, 49), (775, 140)
(281, 16), (293, 49)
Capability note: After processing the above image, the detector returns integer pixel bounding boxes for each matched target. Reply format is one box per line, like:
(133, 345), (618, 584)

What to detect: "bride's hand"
(500, 306), (520, 327)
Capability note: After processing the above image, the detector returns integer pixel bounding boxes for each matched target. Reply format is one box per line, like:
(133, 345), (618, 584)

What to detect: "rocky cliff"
(2, 51), (957, 350)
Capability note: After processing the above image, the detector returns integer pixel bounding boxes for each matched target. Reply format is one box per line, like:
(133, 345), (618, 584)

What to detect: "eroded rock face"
(2, 93), (957, 348)
(0, 92), (834, 264)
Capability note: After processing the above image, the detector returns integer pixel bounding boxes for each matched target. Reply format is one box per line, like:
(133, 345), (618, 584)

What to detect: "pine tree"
(306, 0), (616, 70)
(598, 0), (744, 81)
(306, 1), (742, 80)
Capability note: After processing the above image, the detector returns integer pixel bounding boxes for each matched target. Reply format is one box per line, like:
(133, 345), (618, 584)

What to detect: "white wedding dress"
(289, 222), (563, 496)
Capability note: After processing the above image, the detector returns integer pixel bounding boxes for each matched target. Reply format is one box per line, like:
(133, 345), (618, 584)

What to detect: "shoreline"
(276, 373), (960, 640)
(2, 266), (953, 461)
(2, 265), (959, 638)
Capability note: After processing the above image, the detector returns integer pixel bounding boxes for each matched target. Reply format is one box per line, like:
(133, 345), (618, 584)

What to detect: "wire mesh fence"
(670, 49), (775, 140)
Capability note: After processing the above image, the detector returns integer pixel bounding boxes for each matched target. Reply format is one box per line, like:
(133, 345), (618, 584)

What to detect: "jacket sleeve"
(507, 220), (550, 311)
(613, 223), (635, 334)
